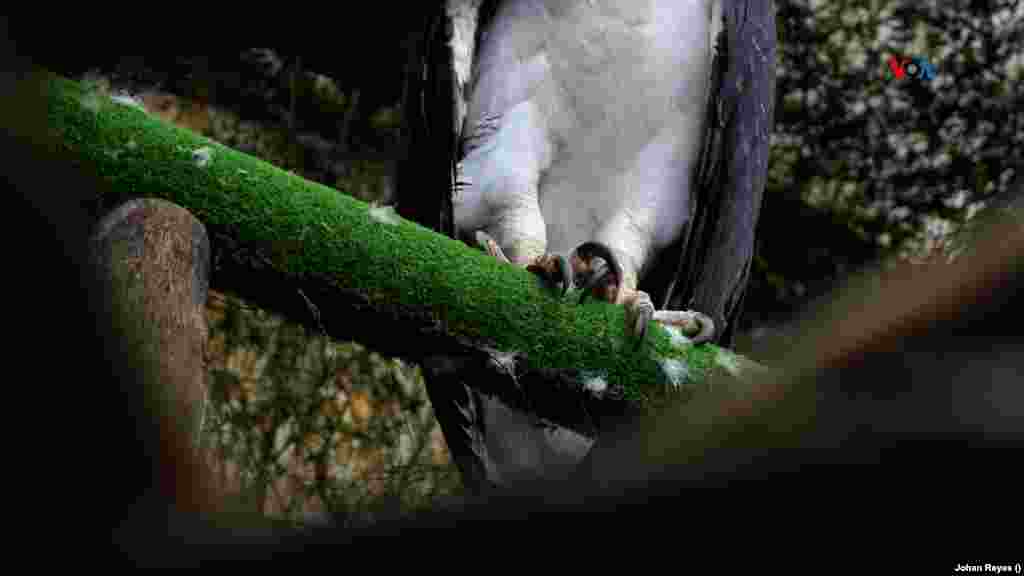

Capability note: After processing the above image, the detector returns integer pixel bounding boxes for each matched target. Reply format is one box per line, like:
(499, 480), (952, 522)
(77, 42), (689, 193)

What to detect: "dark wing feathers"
(646, 0), (776, 347)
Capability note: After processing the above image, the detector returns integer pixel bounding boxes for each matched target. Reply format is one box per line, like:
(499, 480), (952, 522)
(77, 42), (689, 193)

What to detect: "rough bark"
(90, 197), (215, 512)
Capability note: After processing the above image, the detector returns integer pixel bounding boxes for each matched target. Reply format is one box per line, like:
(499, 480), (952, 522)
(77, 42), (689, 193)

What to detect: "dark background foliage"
(749, 0), (1022, 343)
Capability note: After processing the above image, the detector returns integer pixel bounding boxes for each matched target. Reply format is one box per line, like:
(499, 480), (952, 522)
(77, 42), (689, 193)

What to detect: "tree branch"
(40, 71), (768, 434)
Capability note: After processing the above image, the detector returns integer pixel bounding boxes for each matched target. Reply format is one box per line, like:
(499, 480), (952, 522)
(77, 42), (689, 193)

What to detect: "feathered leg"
(475, 230), (573, 297)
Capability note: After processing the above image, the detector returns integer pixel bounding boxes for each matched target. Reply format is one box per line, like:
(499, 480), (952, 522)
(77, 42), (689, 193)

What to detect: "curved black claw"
(572, 241), (624, 304)
(688, 312), (716, 346)
(526, 253), (572, 297)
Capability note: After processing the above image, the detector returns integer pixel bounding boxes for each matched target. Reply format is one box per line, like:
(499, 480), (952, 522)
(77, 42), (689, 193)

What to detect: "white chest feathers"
(451, 0), (715, 279)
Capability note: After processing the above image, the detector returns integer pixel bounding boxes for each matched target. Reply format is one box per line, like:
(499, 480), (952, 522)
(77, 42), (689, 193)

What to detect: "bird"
(397, 0), (776, 494)
(452, 0), (723, 348)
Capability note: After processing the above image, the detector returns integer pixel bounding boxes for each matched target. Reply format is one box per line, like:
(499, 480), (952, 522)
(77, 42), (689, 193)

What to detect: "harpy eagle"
(397, 0), (775, 493)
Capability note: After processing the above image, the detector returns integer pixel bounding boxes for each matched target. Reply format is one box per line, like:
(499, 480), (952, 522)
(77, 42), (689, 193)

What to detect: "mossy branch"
(41, 71), (767, 427)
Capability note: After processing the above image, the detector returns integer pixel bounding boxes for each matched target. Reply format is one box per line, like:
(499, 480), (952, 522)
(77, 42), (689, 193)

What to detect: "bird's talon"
(652, 309), (716, 345)
(526, 253), (572, 296)
(475, 235), (714, 347)
(627, 293), (656, 349)
(572, 242), (624, 305)
(578, 260), (615, 304)
(475, 231), (569, 296)
(632, 307), (651, 349)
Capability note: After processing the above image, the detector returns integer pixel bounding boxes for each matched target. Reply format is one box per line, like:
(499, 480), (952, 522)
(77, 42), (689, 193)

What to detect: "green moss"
(45, 72), (735, 407)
